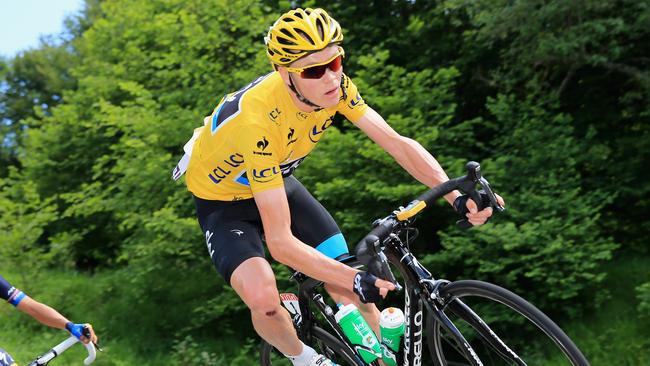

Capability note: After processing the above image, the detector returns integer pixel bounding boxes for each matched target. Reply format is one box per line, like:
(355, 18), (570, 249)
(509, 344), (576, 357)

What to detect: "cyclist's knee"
(230, 258), (280, 316)
(243, 287), (281, 316)
(234, 276), (280, 315)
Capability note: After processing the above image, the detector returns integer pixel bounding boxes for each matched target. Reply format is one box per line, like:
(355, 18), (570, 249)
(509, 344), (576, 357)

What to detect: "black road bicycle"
(260, 162), (590, 366)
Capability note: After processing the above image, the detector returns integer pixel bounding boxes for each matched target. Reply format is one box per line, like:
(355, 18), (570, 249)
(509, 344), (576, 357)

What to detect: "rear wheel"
(260, 326), (360, 365)
(426, 280), (590, 366)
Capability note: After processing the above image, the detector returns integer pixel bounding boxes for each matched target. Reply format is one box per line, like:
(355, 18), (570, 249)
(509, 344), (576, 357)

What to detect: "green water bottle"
(334, 303), (381, 363)
(379, 307), (405, 366)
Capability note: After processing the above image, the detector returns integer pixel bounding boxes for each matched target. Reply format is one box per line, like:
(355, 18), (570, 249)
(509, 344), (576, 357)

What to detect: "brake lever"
(455, 162), (505, 229)
(82, 325), (102, 352)
(478, 176), (505, 212)
(357, 234), (403, 291)
(377, 251), (403, 292)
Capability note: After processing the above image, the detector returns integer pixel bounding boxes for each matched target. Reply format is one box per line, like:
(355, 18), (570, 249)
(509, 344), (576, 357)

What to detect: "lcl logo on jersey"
(268, 107), (282, 125)
(254, 137), (272, 156)
(296, 111), (309, 120)
(208, 153), (244, 184)
(309, 116), (334, 143)
(252, 166), (280, 183)
(349, 93), (364, 108)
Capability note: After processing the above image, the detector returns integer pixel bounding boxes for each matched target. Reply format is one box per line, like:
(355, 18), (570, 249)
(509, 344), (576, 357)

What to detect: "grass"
(560, 254), (650, 365)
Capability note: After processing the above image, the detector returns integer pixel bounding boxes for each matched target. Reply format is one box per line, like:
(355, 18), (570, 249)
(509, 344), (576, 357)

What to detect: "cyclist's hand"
(454, 192), (505, 226)
(353, 272), (395, 303)
(66, 322), (98, 345)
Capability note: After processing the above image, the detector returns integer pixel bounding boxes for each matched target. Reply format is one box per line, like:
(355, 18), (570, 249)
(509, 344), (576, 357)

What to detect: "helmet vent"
(295, 29), (314, 45)
(277, 36), (295, 46)
(316, 18), (325, 40)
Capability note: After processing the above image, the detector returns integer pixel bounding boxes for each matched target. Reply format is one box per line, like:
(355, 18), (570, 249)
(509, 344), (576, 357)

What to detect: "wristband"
(66, 322), (85, 340)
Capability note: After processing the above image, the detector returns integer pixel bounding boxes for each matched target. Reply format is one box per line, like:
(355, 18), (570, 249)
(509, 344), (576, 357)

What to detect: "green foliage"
(561, 255), (650, 364)
(171, 335), (225, 365)
(0, 43), (78, 176)
(637, 282), (650, 319)
(0, 169), (63, 280)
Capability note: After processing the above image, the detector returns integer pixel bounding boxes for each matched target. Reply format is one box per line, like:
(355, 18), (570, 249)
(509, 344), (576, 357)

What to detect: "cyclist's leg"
(285, 177), (382, 335)
(230, 257), (302, 356)
(0, 347), (17, 366)
(193, 196), (302, 356)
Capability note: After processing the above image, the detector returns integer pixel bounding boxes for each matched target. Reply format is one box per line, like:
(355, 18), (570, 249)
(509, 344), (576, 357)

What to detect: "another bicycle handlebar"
(355, 161), (504, 282)
(29, 336), (96, 366)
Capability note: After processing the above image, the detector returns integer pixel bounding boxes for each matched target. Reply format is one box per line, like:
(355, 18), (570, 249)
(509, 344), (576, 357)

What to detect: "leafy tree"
(0, 43), (79, 176)
(0, 170), (61, 283)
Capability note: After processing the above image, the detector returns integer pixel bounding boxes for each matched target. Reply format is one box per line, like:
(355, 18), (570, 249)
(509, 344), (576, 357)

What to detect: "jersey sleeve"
(337, 74), (369, 124)
(0, 275), (26, 307)
(237, 120), (285, 195)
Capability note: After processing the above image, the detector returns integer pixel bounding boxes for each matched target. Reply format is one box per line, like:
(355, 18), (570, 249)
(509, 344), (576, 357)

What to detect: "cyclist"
(173, 7), (503, 366)
(0, 274), (98, 365)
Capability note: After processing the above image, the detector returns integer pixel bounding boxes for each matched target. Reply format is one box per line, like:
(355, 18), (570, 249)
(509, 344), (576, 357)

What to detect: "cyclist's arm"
(354, 107), (461, 205)
(16, 295), (70, 330)
(253, 187), (394, 296)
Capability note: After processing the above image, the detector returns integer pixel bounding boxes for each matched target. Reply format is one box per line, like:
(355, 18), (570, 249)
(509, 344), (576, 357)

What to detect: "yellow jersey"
(183, 72), (368, 201)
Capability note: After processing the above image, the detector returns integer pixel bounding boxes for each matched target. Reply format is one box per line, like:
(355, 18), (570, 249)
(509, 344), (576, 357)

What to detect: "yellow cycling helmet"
(265, 8), (343, 67)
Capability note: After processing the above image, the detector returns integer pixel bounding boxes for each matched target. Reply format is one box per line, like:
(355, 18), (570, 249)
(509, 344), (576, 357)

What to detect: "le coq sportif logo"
(254, 137), (272, 156)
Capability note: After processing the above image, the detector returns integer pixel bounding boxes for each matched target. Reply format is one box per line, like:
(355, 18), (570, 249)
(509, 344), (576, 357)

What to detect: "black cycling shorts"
(194, 176), (350, 284)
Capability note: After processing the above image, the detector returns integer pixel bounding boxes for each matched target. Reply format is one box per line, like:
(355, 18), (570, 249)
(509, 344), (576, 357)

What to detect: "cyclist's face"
(284, 45), (343, 109)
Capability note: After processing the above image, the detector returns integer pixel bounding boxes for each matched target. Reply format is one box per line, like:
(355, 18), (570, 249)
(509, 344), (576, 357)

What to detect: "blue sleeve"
(0, 347), (17, 366)
(0, 275), (26, 307)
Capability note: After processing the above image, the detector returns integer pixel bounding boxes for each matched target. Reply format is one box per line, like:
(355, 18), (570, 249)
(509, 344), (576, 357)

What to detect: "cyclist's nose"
(322, 67), (340, 85)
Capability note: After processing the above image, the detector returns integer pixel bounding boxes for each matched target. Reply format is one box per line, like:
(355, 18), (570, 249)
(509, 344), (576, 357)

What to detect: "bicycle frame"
(280, 162), (516, 365)
(380, 227), (525, 366)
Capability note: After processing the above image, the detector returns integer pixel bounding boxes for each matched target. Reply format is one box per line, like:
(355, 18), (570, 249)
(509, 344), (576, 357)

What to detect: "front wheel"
(426, 280), (590, 366)
(260, 326), (360, 365)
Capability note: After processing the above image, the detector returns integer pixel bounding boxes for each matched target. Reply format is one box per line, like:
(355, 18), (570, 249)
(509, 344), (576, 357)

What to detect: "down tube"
(403, 286), (424, 366)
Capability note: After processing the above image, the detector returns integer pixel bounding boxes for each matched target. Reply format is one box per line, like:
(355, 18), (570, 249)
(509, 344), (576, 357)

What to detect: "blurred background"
(1, 0), (648, 364)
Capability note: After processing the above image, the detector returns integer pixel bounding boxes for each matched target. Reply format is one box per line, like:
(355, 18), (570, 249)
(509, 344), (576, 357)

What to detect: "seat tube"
(402, 286), (424, 366)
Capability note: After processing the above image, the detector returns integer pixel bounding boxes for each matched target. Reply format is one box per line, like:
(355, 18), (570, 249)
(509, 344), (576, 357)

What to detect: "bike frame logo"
(403, 290), (423, 366)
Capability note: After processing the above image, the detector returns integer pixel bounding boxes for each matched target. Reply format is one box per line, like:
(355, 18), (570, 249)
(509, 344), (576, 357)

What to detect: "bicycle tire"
(260, 326), (360, 366)
(426, 280), (589, 366)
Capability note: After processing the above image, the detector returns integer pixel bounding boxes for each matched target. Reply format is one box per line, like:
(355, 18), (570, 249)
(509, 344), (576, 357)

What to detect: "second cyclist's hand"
(66, 322), (98, 345)
(352, 272), (395, 303)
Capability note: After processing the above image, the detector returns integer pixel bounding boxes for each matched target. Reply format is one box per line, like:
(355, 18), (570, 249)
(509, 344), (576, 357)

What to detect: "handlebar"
(29, 336), (96, 366)
(355, 161), (504, 282)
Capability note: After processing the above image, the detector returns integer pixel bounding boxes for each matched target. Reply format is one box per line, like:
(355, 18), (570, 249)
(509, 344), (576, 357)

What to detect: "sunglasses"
(285, 48), (345, 79)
